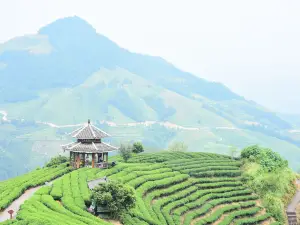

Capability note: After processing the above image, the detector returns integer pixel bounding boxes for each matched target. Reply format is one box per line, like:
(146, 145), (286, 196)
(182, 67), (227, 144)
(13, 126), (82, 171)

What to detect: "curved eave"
(61, 141), (118, 153)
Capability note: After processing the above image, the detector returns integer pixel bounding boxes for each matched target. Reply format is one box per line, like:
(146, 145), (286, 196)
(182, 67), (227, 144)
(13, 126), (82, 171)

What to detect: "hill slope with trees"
(1, 149), (295, 225)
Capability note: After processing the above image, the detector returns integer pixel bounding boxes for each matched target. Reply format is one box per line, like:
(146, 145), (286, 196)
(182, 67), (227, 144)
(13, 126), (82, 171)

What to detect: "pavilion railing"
(95, 162), (109, 168)
(70, 161), (108, 169)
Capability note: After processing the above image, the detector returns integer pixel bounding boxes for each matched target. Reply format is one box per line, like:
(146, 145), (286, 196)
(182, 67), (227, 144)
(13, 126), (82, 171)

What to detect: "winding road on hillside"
(0, 109), (241, 133)
(0, 186), (41, 222)
(0, 180), (54, 222)
(3, 109), (300, 134)
(0, 177), (115, 223)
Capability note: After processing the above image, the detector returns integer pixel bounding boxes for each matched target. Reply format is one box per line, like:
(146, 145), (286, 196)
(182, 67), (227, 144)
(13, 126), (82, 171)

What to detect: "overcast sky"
(1, 0), (300, 114)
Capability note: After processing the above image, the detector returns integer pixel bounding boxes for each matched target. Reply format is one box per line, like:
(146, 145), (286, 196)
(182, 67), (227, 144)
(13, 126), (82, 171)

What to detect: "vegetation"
(91, 180), (136, 218)
(46, 155), (68, 167)
(118, 144), (132, 162)
(241, 145), (296, 223)
(0, 151), (281, 224)
(14, 169), (112, 225)
(0, 163), (71, 211)
(132, 142), (144, 154)
(241, 145), (288, 172)
(101, 152), (273, 225)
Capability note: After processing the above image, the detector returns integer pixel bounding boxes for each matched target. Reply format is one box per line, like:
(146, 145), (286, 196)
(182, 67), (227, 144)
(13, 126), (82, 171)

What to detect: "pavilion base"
(70, 152), (109, 169)
(70, 162), (109, 169)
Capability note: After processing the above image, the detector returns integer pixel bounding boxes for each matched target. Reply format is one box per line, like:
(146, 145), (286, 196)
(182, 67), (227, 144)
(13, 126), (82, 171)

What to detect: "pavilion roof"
(61, 141), (118, 153)
(70, 120), (110, 140)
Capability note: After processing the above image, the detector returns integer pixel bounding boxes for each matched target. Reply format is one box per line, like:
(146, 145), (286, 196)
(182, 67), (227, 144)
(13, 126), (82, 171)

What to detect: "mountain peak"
(39, 16), (97, 37)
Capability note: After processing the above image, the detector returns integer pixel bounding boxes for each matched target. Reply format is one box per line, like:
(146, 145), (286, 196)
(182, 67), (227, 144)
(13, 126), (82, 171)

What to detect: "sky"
(0, 0), (300, 114)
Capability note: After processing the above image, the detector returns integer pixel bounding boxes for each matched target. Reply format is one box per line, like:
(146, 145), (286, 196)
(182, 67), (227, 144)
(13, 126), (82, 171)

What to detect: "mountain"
(0, 16), (300, 180)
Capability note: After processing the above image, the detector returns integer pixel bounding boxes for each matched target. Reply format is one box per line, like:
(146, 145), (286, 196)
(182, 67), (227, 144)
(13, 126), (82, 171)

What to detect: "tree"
(168, 141), (188, 152)
(240, 145), (261, 159)
(119, 144), (132, 162)
(241, 145), (288, 172)
(132, 142), (144, 154)
(91, 180), (136, 218)
(46, 155), (68, 167)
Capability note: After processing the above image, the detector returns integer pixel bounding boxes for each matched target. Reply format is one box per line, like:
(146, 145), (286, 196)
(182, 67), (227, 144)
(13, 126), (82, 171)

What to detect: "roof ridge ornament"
(88, 120), (96, 138)
(69, 119), (110, 139)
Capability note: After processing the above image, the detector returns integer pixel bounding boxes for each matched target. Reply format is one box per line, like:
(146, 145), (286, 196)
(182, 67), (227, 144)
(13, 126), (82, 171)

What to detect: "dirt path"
(0, 186), (41, 222)
(287, 180), (300, 213)
(88, 177), (107, 189)
(0, 179), (57, 222)
(286, 179), (300, 225)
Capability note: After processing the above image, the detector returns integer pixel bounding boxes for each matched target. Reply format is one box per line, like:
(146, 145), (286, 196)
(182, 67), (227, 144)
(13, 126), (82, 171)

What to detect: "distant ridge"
(0, 16), (300, 179)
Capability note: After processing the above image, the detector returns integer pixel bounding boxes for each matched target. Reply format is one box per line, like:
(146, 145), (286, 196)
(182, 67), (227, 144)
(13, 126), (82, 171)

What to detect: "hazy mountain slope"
(0, 16), (290, 130)
(0, 16), (299, 179)
(1, 67), (230, 126)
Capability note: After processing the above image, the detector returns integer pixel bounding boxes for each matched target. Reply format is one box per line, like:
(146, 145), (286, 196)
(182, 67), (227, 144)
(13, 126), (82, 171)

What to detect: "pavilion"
(61, 119), (117, 169)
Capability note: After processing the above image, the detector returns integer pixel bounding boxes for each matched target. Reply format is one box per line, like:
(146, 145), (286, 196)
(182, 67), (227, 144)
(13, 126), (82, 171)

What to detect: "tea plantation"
(0, 152), (280, 225)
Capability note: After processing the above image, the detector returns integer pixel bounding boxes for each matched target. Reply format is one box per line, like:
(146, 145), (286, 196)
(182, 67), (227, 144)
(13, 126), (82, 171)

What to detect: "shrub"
(240, 145), (261, 159)
(258, 149), (288, 172)
(241, 145), (288, 172)
(132, 142), (144, 154)
(46, 155), (68, 167)
(119, 144), (133, 162)
(242, 146), (295, 224)
(91, 180), (136, 218)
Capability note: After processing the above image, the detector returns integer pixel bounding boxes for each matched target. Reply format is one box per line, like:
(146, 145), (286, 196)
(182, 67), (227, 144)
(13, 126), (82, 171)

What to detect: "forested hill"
(1, 150), (293, 225)
(1, 16), (300, 180)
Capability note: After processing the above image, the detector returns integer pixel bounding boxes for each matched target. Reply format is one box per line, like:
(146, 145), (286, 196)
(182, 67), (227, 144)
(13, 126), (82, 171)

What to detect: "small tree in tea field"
(46, 155), (68, 167)
(132, 142), (144, 154)
(91, 180), (136, 218)
(119, 144), (132, 162)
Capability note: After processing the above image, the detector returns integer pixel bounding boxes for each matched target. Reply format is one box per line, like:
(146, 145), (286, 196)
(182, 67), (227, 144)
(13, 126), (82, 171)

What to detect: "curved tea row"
(0, 152), (275, 225)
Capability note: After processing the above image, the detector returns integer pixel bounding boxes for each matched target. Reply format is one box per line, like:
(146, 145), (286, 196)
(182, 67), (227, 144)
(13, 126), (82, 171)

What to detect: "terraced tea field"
(0, 152), (279, 225)
(0, 163), (72, 211)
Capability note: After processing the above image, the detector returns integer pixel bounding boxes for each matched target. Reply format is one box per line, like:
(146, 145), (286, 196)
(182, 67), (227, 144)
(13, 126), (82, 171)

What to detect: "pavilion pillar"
(74, 152), (76, 168)
(72, 152), (75, 168)
(69, 151), (72, 165)
(98, 153), (102, 168)
(83, 153), (86, 167)
(105, 152), (108, 168)
(76, 153), (80, 169)
(92, 153), (95, 168)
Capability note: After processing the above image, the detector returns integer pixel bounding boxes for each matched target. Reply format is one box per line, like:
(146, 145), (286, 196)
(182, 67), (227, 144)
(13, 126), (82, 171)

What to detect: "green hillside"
(0, 152), (280, 225)
(1, 16), (300, 179)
